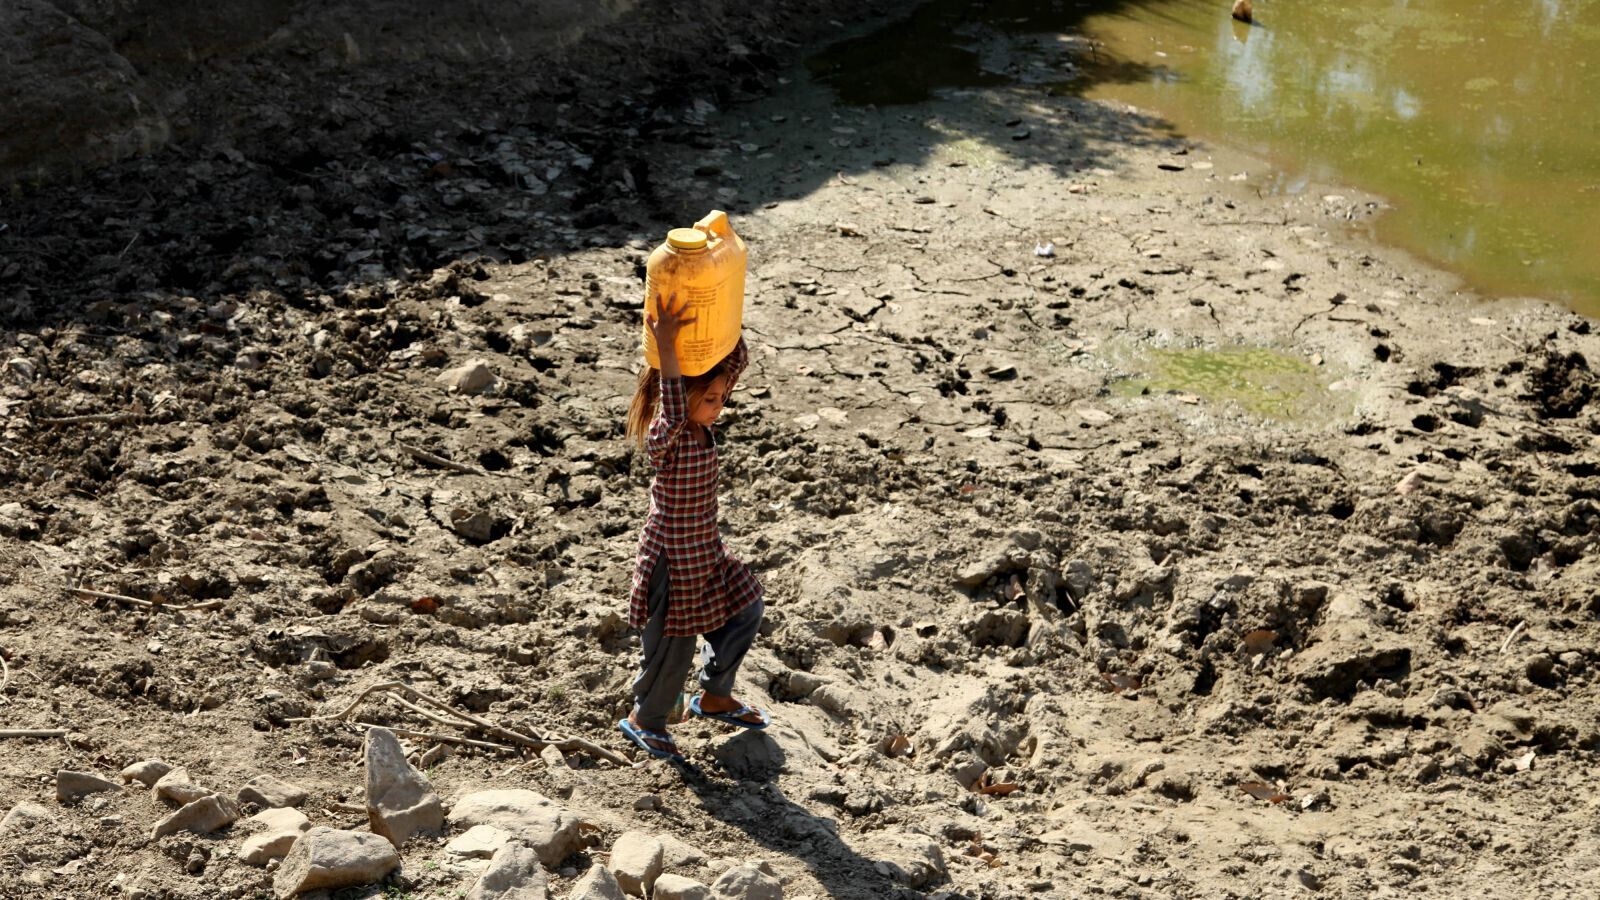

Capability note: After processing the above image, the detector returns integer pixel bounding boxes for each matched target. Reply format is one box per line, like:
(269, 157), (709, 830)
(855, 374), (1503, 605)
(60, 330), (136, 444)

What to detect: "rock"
(1295, 640), (1411, 701)
(120, 759), (173, 787)
(710, 730), (788, 780)
(1062, 559), (1095, 601)
(1231, 0), (1253, 23)
(450, 506), (503, 543)
(468, 843), (548, 900)
(0, 3), (170, 182)
(239, 774), (309, 809)
(437, 359), (496, 394)
(964, 608), (1030, 648)
(0, 802), (54, 834)
(568, 865), (627, 900)
(151, 794), (241, 839)
(447, 824), (513, 859)
(153, 768), (210, 805)
(955, 545), (1024, 588)
(859, 833), (947, 888)
(365, 726), (444, 848)
(653, 874), (711, 900)
(1293, 596), (1411, 701)
(240, 808), (312, 866)
(610, 831), (664, 897)
(449, 790), (580, 868)
(56, 770), (122, 802)
(659, 834), (707, 870)
(709, 864), (782, 900)
(273, 827), (400, 899)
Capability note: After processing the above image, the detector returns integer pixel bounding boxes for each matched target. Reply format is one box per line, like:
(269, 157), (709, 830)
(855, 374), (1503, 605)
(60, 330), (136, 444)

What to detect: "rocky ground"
(4, 3), (1600, 900)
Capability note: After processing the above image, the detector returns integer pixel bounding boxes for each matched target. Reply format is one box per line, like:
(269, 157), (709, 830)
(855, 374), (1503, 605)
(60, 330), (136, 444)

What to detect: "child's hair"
(625, 358), (735, 447)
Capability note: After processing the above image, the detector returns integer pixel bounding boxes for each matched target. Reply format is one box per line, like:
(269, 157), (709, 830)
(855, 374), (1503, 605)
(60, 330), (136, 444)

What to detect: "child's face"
(691, 375), (729, 426)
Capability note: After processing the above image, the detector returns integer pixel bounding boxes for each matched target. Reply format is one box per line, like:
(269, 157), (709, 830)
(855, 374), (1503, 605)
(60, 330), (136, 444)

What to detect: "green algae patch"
(1114, 346), (1344, 422)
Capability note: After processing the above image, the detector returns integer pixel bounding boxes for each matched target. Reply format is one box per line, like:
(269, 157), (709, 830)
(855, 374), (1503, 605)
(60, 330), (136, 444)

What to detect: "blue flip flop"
(619, 719), (685, 762)
(688, 695), (770, 731)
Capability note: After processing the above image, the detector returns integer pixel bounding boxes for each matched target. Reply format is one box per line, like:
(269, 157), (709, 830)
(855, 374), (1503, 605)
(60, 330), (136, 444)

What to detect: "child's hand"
(646, 292), (696, 355)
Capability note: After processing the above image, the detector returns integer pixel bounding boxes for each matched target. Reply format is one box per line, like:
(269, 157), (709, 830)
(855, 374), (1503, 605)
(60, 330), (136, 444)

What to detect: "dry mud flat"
(4, 14), (1600, 900)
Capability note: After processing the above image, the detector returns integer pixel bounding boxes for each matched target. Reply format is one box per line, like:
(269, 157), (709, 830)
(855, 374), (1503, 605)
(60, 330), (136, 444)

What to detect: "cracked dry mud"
(3, 7), (1600, 900)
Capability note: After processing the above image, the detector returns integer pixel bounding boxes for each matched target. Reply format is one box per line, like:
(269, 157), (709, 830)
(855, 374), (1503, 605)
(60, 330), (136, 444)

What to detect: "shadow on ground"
(0, 0), (1166, 334)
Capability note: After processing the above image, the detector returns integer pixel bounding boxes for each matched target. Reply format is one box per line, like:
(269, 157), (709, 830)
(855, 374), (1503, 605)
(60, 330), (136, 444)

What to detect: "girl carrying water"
(620, 292), (769, 762)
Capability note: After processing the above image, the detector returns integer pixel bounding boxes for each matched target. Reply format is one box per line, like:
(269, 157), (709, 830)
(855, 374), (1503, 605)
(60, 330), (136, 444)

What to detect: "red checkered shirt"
(629, 338), (763, 637)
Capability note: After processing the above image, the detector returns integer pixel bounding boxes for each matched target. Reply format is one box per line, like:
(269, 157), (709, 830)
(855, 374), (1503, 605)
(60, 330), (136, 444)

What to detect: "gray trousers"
(631, 558), (764, 732)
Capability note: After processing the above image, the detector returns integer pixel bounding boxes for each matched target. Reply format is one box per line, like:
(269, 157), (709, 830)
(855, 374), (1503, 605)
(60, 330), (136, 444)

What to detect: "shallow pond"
(809, 0), (1600, 315)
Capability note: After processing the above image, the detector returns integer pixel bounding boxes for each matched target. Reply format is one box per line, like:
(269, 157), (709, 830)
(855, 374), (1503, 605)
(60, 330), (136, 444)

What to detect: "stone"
(609, 831), (664, 897)
(568, 865), (627, 900)
(447, 824), (513, 859)
(0, 3), (170, 182)
(273, 827), (400, 899)
(240, 808), (312, 866)
(659, 834), (707, 870)
(239, 774), (309, 809)
(120, 759), (173, 787)
(151, 794), (241, 839)
(468, 843), (549, 900)
(365, 726), (444, 848)
(56, 770), (122, 802)
(0, 802), (53, 834)
(709, 865), (783, 900)
(955, 545), (1021, 588)
(437, 359), (496, 394)
(449, 790), (580, 868)
(653, 874), (711, 900)
(860, 833), (947, 888)
(153, 768), (210, 805)
(709, 730), (787, 780)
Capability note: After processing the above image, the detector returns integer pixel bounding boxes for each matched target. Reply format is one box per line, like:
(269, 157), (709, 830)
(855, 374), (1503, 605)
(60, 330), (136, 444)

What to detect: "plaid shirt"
(629, 338), (763, 637)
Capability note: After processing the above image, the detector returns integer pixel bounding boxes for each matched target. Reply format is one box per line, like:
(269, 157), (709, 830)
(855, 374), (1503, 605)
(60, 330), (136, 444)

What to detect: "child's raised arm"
(645, 293), (696, 467)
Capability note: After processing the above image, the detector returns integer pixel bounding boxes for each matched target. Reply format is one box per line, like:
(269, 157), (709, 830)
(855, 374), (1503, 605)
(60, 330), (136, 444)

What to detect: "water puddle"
(808, 0), (1600, 315)
(1112, 345), (1349, 422)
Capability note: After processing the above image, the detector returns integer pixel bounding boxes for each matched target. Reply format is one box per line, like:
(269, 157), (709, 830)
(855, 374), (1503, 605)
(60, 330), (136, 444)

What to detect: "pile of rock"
(24, 726), (799, 899)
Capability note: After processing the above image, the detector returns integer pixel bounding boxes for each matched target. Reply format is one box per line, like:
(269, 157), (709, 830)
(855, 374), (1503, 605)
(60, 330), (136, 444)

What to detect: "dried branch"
(351, 722), (517, 754)
(1500, 620), (1527, 654)
(70, 587), (225, 612)
(293, 680), (631, 767)
(39, 412), (138, 426)
(397, 442), (492, 477)
(0, 729), (67, 739)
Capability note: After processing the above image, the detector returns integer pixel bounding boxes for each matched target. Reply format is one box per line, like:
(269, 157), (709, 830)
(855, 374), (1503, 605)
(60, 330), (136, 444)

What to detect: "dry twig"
(70, 587), (225, 612)
(0, 648), (9, 704)
(39, 411), (138, 426)
(398, 442), (492, 477)
(0, 729), (67, 739)
(1500, 620), (1527, 654)
(351, 722), (516, 754)
(294, 680), (630, 767)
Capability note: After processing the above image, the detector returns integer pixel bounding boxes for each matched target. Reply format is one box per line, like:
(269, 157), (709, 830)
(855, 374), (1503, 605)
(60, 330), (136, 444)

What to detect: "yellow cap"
(666, 228), (708, 250)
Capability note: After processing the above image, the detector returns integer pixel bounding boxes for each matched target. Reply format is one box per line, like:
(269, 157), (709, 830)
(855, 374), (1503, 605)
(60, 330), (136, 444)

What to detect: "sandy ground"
(3, 8), (1600, 900)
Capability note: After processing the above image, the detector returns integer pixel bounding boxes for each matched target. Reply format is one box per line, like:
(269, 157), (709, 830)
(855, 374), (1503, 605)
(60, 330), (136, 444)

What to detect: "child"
(619, 292), (769, 762)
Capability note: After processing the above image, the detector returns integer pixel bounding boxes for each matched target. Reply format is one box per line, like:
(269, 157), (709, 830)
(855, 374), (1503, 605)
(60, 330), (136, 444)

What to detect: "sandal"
(619, 718), (685, 762)
(688, 695), (770, 731)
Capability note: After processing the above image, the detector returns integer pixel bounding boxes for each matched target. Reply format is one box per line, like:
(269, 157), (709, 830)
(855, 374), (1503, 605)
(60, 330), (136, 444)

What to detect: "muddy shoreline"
(3, 4), (1599, 900)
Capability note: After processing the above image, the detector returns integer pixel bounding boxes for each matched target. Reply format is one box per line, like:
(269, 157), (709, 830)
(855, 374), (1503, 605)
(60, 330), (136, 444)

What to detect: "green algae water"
(809, 0), (1600, 316)
(1113, 346), (1343, 421)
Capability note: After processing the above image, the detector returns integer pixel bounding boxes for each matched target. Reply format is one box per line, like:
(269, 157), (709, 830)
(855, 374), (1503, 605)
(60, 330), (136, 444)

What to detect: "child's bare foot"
(691, 692), (769, 727)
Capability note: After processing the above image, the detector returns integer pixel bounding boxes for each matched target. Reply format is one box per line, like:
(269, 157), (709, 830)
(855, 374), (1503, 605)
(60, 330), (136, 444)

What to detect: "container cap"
(666, 228), (708, 250)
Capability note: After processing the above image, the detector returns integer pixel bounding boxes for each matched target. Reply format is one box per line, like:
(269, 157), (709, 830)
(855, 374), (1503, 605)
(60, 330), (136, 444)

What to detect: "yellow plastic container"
(642, 210), (747, 377)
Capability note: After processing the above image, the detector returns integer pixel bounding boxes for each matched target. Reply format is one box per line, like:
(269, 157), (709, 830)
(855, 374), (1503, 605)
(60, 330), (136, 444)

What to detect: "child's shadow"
(680, 730), (962, 899)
